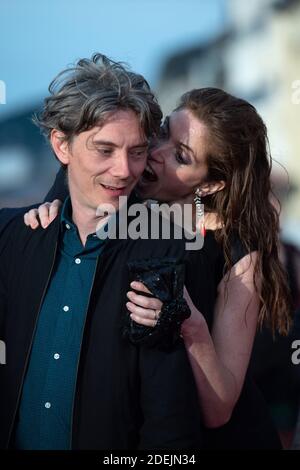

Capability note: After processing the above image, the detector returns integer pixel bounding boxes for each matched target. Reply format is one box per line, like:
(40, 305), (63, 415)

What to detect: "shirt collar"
(60, 191), (144, 241)
(60, 196), (75, 232)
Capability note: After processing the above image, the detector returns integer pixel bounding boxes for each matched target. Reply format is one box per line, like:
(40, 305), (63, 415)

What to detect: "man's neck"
(70, 197), (109, 246)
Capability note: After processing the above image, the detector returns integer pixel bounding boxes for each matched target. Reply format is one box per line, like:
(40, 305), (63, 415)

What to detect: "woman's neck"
(163, 195), (223, 231)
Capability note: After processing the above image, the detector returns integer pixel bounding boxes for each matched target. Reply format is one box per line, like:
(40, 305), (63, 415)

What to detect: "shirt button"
(54, 353), (60, 360)
(45, 402), (51, 409)
(65, 223), (71, 230)
(75, 258), (81, 264)
(63, 305), (70, 312)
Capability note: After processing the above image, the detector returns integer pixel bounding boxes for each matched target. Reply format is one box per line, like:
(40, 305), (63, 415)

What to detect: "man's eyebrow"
(92, 140), (117, 147)
(129, 142), (149, 149)
(92, 140), (149, 149)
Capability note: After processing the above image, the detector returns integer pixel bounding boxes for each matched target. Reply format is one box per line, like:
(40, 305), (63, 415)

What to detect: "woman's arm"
(182, 252), (259, 427)
(126, 252), (260, 428)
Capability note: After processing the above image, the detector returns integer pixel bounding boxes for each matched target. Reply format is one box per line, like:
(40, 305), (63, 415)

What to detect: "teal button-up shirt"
(14, 198), (107, 449)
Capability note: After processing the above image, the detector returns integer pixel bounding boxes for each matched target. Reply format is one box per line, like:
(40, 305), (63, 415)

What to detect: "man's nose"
(111, 153), (131, 179)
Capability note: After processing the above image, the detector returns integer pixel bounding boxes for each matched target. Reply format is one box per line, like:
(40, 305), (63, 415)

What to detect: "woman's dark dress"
(45, 167), (282, 450)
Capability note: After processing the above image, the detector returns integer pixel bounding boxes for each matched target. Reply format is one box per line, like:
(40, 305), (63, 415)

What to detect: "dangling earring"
(194, 188), (206, 237)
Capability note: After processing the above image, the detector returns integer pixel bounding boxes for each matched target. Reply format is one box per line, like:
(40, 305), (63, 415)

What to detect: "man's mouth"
(101, 183), (127, 190)
(100, 183), (129, 196)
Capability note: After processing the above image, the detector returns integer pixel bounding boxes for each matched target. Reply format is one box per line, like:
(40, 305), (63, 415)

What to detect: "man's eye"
(97, 148), (113, 156)
(130, 149), (147, 158)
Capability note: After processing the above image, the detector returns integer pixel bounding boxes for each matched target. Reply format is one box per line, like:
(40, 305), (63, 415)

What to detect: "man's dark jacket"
(0, 204), (202, 450)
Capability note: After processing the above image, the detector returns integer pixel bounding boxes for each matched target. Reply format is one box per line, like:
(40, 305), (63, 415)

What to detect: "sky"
(0, 0), (226, 118)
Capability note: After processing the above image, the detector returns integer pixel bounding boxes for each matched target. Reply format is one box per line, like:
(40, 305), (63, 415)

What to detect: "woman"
(25, 88), (292, 449)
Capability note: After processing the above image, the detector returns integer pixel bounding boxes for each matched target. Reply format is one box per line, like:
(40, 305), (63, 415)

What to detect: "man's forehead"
(84, 125), (148, 149)
(90, 110), (142, 132)
(101, 109), (141, 125)
(91, 113), (145, 138)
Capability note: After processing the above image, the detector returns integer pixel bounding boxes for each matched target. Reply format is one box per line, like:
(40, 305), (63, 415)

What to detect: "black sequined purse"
(123, 258), (191, 349)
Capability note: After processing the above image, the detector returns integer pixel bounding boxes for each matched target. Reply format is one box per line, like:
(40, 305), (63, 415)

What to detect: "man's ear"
(198, 180), (226, 197)
(50, 130), (70, 166)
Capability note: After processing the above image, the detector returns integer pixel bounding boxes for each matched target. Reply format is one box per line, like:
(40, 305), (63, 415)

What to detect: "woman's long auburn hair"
(176, 88), (292, 335)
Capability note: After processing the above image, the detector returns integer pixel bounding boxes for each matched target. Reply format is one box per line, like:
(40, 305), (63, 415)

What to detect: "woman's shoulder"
(185, 229), (254, 283)
(185, 229), (251, 259)
(229, 231), (252, 266)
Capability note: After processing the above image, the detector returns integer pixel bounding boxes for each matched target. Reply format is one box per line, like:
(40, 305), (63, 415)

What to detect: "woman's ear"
(50, 130), (70, 166)
(198, 180), (226, 197)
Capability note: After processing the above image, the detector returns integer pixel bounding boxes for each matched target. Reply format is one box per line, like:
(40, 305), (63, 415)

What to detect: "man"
(0, 54), (202, 450)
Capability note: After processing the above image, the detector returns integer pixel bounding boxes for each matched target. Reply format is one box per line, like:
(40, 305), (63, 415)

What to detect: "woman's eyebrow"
(177, 141), (196, 158)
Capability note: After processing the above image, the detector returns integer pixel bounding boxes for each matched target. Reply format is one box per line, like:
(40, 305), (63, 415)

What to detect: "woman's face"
(137, 109), (211, 202)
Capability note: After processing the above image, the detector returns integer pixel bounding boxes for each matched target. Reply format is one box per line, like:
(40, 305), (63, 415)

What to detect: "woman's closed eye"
(174, 149), (189, 165)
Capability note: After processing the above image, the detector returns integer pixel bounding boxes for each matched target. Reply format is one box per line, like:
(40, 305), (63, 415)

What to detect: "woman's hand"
(126, 282), (206, 337)
(24, 199), (62, 229)
(126, 281), (163, 327)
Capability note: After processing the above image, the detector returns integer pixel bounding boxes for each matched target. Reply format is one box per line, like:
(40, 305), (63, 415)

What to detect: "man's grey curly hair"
(33, 53), (162, 143)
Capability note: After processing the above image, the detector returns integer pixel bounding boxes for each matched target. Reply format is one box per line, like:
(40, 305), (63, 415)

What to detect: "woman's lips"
(142, 162), (158, 182)
(141, 155), (165, 183)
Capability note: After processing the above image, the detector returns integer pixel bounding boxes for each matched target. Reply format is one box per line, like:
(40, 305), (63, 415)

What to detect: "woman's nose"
(150, 140), (174, 163)
(149, 145), (165, 164)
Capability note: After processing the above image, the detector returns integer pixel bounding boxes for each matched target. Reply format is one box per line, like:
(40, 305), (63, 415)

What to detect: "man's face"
(55, 109), (148, 212)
